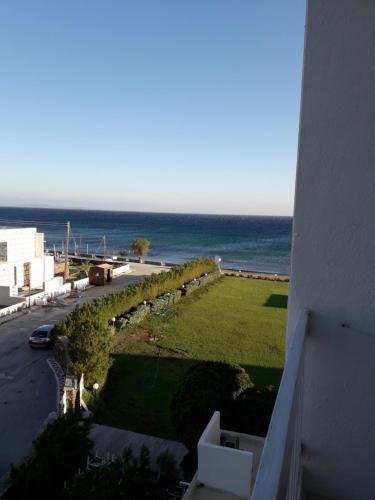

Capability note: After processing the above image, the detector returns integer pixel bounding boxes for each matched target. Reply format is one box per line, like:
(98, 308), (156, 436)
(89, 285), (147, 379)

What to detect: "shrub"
(67, 446), (178, 500)
(171, 361), (252, 450)
(229, 385), (278, 437)
(6, 414), (92, 500)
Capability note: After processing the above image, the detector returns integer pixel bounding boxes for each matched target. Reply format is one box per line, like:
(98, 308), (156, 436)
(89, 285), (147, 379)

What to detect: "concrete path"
(0, 263), (169, 477)
(90, 424), (187, 470)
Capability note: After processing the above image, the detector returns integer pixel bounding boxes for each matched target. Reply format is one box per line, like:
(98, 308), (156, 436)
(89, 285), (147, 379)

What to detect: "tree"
(68, 317), (113, 388)
(171, 361), (252, 450)
(80, 262), (91, 277)
(131, 239), (150, 262)
(6, 413), (92, 500)
(68, 446), (178, 500)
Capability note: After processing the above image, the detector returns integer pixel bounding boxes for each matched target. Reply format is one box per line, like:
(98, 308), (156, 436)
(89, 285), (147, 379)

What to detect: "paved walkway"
(90, 424), (187, 470)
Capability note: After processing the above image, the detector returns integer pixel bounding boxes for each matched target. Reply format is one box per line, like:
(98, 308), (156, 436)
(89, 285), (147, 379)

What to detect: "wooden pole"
(64, 221), (70, 283)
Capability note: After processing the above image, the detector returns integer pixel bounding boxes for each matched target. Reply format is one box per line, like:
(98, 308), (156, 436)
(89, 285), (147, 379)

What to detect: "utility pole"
(64, 221), (70, 283)
(86, 243), (89, 255)
(103, 235), (107, 259)
(74, 240), (77, 256)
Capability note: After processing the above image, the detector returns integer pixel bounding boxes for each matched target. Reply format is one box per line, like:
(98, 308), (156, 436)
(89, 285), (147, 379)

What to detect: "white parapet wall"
(197, 412), (253, 498)
(26, 282), (72, 307)
(73, 277), (90, 290)
(0, 286), (26, 317)
(0, 301), (26, 318)
(112, 263), (131, 277)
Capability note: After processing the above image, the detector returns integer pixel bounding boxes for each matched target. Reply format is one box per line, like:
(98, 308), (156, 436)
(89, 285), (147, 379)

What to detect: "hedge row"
(56, 258), (218, 387)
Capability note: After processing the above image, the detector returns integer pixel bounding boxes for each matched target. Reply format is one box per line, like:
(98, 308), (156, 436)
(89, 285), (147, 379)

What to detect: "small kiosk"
(89, 263), (113, 286)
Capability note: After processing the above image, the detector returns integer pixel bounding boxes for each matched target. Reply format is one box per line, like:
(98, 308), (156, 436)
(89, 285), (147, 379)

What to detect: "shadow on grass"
(94, 353), (283, 441)
(263, 294), (288, 309)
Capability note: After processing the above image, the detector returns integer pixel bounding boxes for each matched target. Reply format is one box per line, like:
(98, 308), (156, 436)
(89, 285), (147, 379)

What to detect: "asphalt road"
(0, 263), (168, 477)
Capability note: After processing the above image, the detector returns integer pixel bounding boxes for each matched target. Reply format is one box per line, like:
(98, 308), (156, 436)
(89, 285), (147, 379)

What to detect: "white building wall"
(29, 256), (54, 289)
(197, 412), (253, 498)
(0, 228), (51, 290)
(0, 262), (24, 288)
(0, 228), (41, 263)
(287, 1), (375, 498)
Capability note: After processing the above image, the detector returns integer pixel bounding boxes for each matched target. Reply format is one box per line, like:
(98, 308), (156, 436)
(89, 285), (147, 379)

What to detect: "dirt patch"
(112, 328), (149, 351)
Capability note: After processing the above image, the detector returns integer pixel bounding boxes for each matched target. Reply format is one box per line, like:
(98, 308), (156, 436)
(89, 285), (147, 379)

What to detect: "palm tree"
(81, 261), (92, 277)
(131, 239), (150, 263)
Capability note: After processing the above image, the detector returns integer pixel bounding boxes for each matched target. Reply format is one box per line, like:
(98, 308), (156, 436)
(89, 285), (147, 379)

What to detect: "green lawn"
(95, 276), (288, 439)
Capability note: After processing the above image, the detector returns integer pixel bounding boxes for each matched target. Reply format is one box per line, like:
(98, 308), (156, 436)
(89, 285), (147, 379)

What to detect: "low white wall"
(73, 277), (89, 290)
(26, 282), (71, 307)
(197, 412), (253, 498)
(199, 411), (221, 445)
(112, 263), (131, 277)
(181, 474), (198, 500)
(0, 301), (26, 317)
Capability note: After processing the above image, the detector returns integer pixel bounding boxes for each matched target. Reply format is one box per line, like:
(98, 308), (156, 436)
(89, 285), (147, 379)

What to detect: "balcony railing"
(251, 310), (310, 500)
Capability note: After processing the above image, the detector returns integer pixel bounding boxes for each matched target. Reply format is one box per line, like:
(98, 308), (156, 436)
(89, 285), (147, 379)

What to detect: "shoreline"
(221, 268), (289, 282)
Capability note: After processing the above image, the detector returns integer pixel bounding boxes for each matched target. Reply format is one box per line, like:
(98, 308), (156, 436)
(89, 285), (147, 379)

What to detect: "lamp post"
(93, 382), (99, 398)
(215, 255), (222, 272)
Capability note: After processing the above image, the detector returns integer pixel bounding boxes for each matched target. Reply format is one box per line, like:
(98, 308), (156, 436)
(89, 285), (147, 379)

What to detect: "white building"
(185, 1), (375, 499)
(0, 227), (54, 303)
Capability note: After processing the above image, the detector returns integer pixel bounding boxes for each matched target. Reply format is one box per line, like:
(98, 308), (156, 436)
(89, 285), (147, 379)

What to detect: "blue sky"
(0, 1), (305, 215)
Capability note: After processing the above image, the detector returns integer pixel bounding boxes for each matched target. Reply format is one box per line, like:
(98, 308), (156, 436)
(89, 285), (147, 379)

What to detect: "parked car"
(29, 324), (56, 348)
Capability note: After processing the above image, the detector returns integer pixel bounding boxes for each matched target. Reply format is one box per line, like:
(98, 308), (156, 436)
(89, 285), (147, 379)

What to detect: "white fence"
(26, 283), (72, 307)
(251, 310), (309, 500)
(112, 263), (131, 277)
(73, 277), (90, 290)
(0, 301), (26, 318)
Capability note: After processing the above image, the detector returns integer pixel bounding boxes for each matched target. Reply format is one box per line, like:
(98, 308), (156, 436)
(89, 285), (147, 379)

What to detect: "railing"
(251, 310), (310, 500)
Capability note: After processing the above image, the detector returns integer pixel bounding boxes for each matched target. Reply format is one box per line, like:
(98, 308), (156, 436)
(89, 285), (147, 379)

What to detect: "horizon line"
(0, 205), (293, 219)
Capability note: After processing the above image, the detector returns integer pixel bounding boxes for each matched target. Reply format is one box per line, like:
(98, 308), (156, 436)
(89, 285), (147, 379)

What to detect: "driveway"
(0, 263), (169, 477)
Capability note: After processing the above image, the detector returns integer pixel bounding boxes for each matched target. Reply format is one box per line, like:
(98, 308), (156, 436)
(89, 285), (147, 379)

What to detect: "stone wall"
(116, 272), (220, 328)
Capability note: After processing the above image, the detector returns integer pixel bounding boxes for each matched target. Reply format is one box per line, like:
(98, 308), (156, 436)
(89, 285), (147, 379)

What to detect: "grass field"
(95, 276), (288, 439)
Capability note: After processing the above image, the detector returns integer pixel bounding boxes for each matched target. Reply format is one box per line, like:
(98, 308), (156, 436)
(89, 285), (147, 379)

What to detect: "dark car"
(29, 324), (56, 348)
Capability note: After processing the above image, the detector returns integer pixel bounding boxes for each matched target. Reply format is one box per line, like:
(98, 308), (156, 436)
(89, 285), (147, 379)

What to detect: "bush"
(56, 258), (218, 387)
(171, 361), (252, 450)
(229, 385), (278, 437)
(67, 446), (178, 500)
(6, 414), (92, 500)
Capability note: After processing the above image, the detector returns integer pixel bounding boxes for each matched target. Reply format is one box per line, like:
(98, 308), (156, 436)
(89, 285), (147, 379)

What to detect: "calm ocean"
(0, 207), (292, 274)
